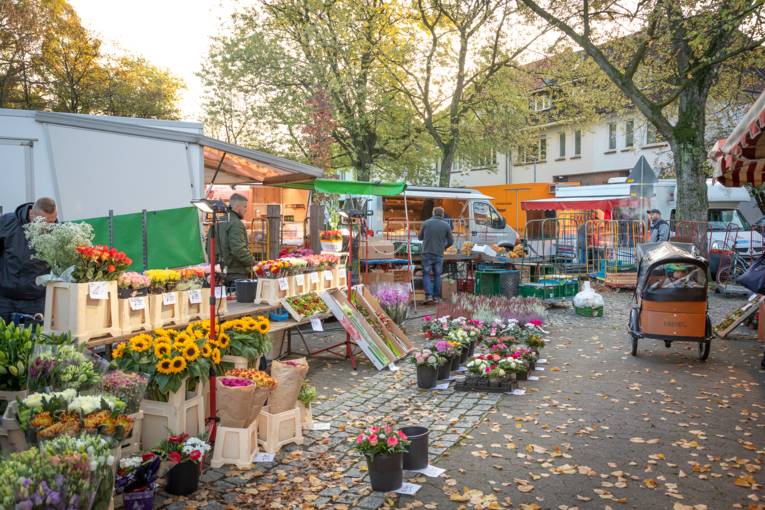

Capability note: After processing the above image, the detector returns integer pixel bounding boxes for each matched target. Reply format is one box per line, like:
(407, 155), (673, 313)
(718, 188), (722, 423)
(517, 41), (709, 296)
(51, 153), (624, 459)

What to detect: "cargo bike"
(628, 242), (712, 360)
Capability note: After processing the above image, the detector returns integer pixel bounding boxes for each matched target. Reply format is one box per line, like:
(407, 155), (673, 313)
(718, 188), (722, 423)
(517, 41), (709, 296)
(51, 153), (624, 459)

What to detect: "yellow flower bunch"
(144, 269), (181, 285)
(129, 333), (152, 353)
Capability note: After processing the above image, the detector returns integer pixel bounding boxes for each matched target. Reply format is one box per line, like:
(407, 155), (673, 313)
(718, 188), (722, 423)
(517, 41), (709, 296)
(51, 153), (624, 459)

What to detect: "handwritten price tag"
(410, 465), (445, 477)
(310, 318), (323, 331)
(88, 282), (108, 300)
(324, 270), (333, 281)
(214, 286), (226, 299)
(252, 452), (275, 463)
(162, 292), (177, 306)
(394, 482), (421, 495)
(388, 363), (399, 372)
(188, 289), (202, 304)
(128, 296), (145, 311)
(295, 274), (305, 286)
(310, 272), (320, 284)
(528, 375), (540, 381)
(278, 278), (289, 291)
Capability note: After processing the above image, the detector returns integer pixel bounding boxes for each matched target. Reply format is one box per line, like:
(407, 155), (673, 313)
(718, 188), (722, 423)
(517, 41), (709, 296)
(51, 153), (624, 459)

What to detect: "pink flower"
(424, 315), (432, 321)
(370, 426), (379, 434)
(384, 424), (392, 434)
(530, 319), (542, 326)
(387, 435), (399, 447)
(356, 434), (365, 444)
(398, 430), (408, 441)
(368, 434), (378, 446)
(485, 367), (491, 374)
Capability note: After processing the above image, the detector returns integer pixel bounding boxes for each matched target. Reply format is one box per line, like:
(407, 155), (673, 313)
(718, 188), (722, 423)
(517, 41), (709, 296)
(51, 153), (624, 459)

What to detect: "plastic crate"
(575, 306), (604, 317)
(475, 270), (515, 296)
(564, 280), (580, 297)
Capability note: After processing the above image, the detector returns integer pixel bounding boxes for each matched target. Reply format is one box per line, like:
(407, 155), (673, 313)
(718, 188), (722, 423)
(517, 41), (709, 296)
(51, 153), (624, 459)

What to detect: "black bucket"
(459, 348), (468, 364)
(400, 426), (429, 470)
(467, 341), (476, 357)
(450, 354), (460, 371)
(416, 365), (437, 389)
(366, 452), (403, 492)
(235, 279), (258, 303)
(164, 461), (200, 496)
(436, 360), (450, 380)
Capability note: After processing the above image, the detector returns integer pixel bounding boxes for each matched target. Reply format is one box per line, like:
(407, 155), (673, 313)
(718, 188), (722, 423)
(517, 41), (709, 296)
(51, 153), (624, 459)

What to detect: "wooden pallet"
(603, 272), (637, 289)
(715, 295), (765, 338)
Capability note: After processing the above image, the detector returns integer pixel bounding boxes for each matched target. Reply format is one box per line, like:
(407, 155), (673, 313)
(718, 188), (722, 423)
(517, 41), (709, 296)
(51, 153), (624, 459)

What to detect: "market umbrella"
(712, 89), (765, 186)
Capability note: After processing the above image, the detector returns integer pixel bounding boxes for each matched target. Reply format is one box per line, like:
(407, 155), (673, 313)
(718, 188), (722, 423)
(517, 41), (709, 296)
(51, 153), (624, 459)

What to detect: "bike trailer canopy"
(636, 242), (708, 301)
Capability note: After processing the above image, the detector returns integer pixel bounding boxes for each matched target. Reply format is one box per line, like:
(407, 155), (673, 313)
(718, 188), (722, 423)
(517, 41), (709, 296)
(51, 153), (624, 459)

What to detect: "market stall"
(712, 88), (765, 187)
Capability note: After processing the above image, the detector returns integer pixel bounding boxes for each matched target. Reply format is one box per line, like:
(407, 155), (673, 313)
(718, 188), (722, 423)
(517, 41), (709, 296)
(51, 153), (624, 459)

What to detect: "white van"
(350, 186), (519, 249)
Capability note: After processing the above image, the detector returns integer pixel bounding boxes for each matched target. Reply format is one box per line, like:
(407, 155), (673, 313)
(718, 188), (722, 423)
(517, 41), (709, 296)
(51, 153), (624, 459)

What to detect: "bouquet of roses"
(72, 245), (131, 282)
(304, 253), (339, 270)
(281, 257), (308, 275)
(409, 348), (444, 369)
(254, 259), (290, 279)
(353, 421), (410, 459)
(155, 433), (211, 465)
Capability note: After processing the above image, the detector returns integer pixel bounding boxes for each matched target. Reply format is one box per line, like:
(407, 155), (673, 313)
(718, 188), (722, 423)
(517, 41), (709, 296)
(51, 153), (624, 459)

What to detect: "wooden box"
(222, 354), (262, 370)
(118, 295), (151, 335)
(307, 271), (322, 293)
(120, 410), (144, 456)
(257, 404), (303, 454)
(291, 274), (309, 295)
(0, 401), (27, 453)
(354, 285), (414, 355)
(148, 292), (181, 329)
(335, 266), (348, 289)
(320, 269), (336, 291)
(44, 281), (120, 342)
(179, 288), (211, 323)
(211, 418), (259, 469)
(255, 278), (290, 305)
(365, 238), (395, 260)
(140, 378), (205, 450)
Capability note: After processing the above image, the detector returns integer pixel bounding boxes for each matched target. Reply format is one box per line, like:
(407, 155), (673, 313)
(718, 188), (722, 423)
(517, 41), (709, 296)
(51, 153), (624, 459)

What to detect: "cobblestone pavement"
(154, 290), (765, 510)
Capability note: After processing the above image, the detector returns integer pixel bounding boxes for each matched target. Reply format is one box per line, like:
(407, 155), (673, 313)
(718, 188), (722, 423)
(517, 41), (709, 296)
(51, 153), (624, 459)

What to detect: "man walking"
(418, 206), (453, 304)
(215, 193), (255, 287)
(648, 209), (670, 242)
(0, 198), (58, 322)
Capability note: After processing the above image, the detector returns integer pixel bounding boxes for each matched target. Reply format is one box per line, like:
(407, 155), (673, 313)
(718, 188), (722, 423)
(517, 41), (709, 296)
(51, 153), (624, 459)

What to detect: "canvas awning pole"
(404, 191), (416, 312)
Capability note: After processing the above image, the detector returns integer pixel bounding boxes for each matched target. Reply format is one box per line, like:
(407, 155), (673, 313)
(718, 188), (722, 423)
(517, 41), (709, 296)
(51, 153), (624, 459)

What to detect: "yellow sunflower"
(172, 338), (189, 352)
(217, 332), (231, 350)
(211, 348), (221, 365)
(154, 334), (172, 346)
(153, 328), (171, 337)
(175, 332), (193, 344)
(156, 358), (174, 374)
(193, 330), (205, 339)
(170, 356), (187, 374)
(201, 343), (213, 358)
(256, 319), (270, 334)
(166, 329), (179, 339)
(112, 342), (126, 359)
(182, 342), (201, 362)
(154, 342), (172, 358)
(128, 333), (152, 353)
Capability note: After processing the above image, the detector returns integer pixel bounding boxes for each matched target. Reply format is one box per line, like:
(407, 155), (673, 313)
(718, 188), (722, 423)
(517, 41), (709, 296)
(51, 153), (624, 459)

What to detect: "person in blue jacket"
(0, 198), (58, 322)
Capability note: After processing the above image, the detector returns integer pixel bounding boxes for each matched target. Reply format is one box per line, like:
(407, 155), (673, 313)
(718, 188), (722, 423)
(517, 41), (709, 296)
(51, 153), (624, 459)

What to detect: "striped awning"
(713, 90), (765, 186)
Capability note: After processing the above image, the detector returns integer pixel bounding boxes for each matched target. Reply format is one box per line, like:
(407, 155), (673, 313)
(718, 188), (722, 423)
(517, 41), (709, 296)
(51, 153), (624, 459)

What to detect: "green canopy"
(273, 178), (406, 196)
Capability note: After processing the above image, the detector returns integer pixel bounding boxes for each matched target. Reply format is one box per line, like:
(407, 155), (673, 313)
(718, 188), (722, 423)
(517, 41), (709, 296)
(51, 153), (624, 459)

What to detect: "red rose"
(168, 434), (182, 443)
(141, 452), (156, 461)
(168, 451), (182, 464)
(189, 450), (202, 461)
(107, 264), (116, 273)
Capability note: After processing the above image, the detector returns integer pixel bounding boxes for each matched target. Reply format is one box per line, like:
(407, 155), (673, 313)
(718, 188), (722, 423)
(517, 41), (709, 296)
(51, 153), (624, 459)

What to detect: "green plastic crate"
(564, 280), (580, 297)
(575, 306), (604, 317)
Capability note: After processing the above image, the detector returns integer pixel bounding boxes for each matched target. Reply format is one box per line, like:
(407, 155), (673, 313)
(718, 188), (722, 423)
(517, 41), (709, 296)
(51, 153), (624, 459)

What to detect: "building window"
(608, 123), (617, 150)
(559, 132), (565, 158)
(646, 123), (663, 144)
(531, 93), (552, 112)
(539, 135), (547, 161)
(468, 150), (496, 170)
(574, 130), (581, 156)
(625, 120), (634, 147)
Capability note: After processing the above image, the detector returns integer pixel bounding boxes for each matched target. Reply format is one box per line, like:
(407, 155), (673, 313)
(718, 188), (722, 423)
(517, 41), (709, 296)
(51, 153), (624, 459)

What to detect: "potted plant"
(117, 272), (151, 299)
(116, 453), (161, 510)
(297, 383), (317, 428)
(410, 348), (443, 389)
(154, 433), (210, 496)
(446, 328), (470, 364)
(353, 422), (410, 492)
(320, 230), (343, 252)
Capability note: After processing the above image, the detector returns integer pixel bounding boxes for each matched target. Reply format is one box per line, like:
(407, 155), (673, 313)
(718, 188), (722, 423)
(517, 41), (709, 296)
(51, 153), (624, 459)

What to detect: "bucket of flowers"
(116, 453), (161, 510)
(118, 272), (151, 299)
(374, 285), (410, 326)
(460, 354), (512, 392)
(446, 327), (470, 364)
(154, 433), (211, 496)
(421, 315), (450, 339)
(433, 340), (458, 379)
(353, 422), (410, 492)
(410, 348), (444, 389)
(320, 230), (343, 252)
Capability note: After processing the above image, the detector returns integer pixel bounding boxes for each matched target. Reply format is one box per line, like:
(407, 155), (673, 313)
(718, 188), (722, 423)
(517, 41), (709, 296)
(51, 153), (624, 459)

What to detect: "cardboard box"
(365, 270), (395, 287)
(365, 238), (395, 260)
(442, 278), (457, 301)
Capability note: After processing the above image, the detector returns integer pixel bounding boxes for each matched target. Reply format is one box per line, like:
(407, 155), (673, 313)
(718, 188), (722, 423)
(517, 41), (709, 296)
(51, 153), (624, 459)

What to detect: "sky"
(69, 0), (240, 121)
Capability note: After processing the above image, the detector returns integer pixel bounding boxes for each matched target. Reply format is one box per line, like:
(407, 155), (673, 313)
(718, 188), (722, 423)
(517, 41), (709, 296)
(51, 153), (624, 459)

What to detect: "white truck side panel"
(0, 145), (27, 214)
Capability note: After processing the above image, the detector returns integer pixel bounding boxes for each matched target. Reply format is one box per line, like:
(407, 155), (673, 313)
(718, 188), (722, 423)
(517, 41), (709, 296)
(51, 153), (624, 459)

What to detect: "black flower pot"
(164, 461), (200, 496)
(416, 365), (437, 389)
(467, 341), (476, 357)
(529, 360), (536, 371)
(400, 426), (429, 470)
(459, 348), (468, 364)
(450, 354), (460, 371)
(516, 370), (528, 381)
(235, 279), (258, 303)
(366, 452), (403, 492)
(436, 360), (450, 380)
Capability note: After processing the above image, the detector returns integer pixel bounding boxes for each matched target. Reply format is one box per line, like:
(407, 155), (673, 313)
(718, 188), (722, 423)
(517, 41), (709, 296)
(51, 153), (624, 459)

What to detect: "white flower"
(119, 457), (142, 470)
(22, 393), (44, 410)
(68, 395), (101, 415)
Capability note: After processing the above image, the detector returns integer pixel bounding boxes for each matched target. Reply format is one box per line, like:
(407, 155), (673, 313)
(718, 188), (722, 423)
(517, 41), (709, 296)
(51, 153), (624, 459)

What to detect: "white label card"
(309, 422), (331, 431)
(410, 465), (446, 477)
(388, 363), (399, 372)
(215, 286), (226, 299)
(536, 366), (546, 371)
(310, 272), (320, 283)
(537, 358), (548, 364)
(310, 318), (323, 331)
(394, 483), (421, 496)
(253, 452), (275, 463)
(278, 277), (289, 291)
(88, 282), (108, 300)
(528, 375), (540, 381)
(456, 366), (467, 372)
(128, 296), (145, 311)
(324, 270), (333, 281)
(432, 382), (450, 391)
(511, 388), (526, 396)
(188, 289), (201, 304)
(162, 292), (176, 305)
(295, 274), (305, 286)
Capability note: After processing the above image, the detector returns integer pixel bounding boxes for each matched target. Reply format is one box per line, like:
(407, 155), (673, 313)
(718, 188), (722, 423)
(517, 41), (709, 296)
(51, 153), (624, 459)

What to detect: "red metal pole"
(208, 220), (218, 442)
(347, 217), (356, 369)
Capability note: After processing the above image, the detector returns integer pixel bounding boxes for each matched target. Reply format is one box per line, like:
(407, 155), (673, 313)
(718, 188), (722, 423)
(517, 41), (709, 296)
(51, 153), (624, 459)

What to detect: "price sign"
(394, 483), (421, 495)
(310, 271), (320, 284)
(278, 277), (289, 291)
(388, 363), (399, 372)
(188, 289), (202, 304)
(253, 452), (275, 463)
(295, 274), (305, 286)
(162, 292), (177, 306)
(215, 286), (226, 299)
(310, 318), (323, 331)
(88, 282), (108, 300)
(128, 296), (145, 311)
(324, 270), (333, 281)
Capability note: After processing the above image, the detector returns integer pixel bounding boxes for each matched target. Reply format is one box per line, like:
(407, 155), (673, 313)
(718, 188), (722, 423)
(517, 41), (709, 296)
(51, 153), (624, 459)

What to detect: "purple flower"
(16, 500), (33, 510)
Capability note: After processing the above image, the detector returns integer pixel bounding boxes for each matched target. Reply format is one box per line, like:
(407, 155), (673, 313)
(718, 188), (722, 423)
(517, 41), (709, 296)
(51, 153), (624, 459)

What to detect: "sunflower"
(128, 333), (152, 353)
(156, 358), (174, 375)
(154, 334), (172, 345)
(172, 338), (189, 352)
(211, 348), (221, 365)
(182, 343), (201, 362)
(193, 330), (205, 339)
(153, 328), (171, 337)
(256, 319), (270, 334)
(217, 333), (231, 350)
(112, 342), (127, 359)
(201, 344), (213, 358)
(175, 332), (193, 344)
(154, 342), (172, 358)
(166, 329), (179, 339)
(170, 356), (187, 374)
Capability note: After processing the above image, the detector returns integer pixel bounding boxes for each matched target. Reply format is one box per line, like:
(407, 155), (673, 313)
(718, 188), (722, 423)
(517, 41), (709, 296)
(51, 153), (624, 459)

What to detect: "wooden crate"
(291, 274), (309, 295)
(148, 292), (181, 329)
(178, 288), (211, 323)
(120, 410), (144, 456)
(255, 278), (290, 305)
(257, 404), (303, 454)
(307, 271), (322, 292)
(44, 281), (120, 342)
(355, 284), (414, 353)
(0, 401), (27, 453)
(320, 269), (336, 291)
(335, 266), (348, 289)
(118, 296), (151, 335)
(211, 418), (259, 469)
(298, 402), (313, 430)
(140, 378), (205, 450)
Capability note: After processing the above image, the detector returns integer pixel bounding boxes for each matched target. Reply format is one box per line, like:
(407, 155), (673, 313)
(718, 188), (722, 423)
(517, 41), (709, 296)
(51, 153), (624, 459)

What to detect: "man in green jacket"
(215, 193), (255, 286)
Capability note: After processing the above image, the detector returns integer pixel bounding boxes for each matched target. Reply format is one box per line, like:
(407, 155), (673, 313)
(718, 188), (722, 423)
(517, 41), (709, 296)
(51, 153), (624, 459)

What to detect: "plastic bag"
(573, 281), (604, 309)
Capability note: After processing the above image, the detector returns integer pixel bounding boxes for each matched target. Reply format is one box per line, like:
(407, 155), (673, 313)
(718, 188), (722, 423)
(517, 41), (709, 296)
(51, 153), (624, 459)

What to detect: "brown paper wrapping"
(216, 378), (271, 428)
(269, 357), (309, 413)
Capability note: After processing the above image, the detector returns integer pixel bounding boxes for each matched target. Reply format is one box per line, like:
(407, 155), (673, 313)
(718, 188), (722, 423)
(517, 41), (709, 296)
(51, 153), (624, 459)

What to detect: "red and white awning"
(521, 195), (639, 211)
(712, 89), (765, 186)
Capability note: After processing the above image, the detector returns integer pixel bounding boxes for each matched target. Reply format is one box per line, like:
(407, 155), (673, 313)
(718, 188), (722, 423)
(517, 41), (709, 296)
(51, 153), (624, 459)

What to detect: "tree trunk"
(439, 143), (457, 187)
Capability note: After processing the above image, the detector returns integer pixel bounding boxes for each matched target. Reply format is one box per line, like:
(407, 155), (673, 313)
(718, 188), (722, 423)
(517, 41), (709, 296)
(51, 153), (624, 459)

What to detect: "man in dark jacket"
(0, 198), (58, 322)
(418, 206), (454, 304)
(648, 209), (670, 242)
(215, 193), (255, 286)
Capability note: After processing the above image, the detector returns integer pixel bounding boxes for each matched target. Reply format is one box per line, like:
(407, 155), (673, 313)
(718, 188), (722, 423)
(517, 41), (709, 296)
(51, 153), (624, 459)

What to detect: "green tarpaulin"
(273, 178), (406, 196)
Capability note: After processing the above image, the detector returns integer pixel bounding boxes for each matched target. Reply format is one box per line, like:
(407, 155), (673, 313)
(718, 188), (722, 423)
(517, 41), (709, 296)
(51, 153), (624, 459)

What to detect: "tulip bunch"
(72, 245), (132, 282)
